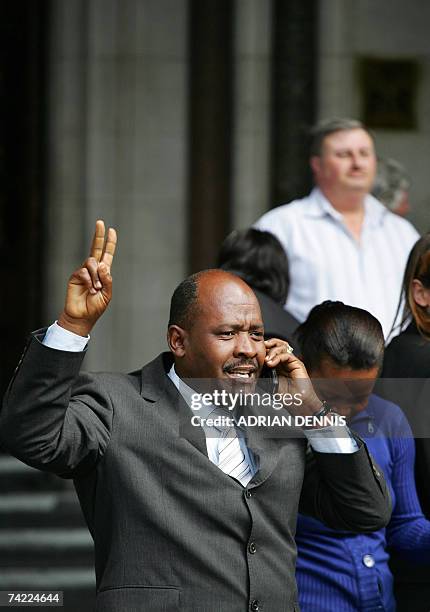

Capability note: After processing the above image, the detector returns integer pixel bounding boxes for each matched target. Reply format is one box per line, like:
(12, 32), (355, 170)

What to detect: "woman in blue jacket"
(295, 301), (430, 612)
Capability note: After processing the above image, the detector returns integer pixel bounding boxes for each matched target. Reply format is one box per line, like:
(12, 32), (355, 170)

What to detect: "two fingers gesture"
(57, 220), (117, 337)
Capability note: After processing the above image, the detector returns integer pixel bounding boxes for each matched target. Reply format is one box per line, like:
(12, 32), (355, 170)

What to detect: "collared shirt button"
(250, 600), (260, 611)
(248, 541), (257, 554)
(245, 489), (252, 498)
(362, 553), (375, 568)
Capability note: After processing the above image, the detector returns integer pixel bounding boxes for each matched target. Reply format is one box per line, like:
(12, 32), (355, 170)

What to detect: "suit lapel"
(139, 353), (208, 458)
(138, 353), (285, 479)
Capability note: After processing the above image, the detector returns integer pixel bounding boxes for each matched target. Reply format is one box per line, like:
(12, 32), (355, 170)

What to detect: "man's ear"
(310, 155), (321, 178)
(167, 325), (187, 357)
(412, 279), (430, 307)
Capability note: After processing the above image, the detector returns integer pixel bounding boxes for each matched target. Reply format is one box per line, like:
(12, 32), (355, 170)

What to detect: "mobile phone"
(260, 365), (279, 394)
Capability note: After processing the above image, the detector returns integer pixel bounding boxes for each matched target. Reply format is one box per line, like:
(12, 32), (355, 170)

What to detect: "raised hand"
(57, 220), (117, 337)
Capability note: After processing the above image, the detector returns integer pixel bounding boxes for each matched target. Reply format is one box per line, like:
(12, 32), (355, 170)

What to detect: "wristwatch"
(312, 400), (334, 418)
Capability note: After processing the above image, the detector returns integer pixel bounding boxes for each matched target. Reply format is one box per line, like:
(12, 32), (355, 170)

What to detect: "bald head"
(168, 269), (260, 331)
(167, 269), (266, 380)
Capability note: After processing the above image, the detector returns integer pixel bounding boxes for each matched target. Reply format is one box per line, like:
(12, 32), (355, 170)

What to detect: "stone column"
(231, 0), (272, 229)
(46, 0), (188, 370)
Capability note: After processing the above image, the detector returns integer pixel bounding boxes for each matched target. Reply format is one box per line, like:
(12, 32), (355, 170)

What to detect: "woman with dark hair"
(217, 228), (299, 341)
(386, 232), (430, 354)
(295, 301), (430, 612)
(382, 233), (430, 515)
(380, 235), (430, 609)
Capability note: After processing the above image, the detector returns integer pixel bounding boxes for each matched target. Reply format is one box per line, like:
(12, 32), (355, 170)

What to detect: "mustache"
(223, 359), (259, 373)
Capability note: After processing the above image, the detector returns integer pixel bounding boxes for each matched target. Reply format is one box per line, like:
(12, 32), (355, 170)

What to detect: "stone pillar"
(231, 0), (273, 229)
(317, 0), (358, 118)
(46, 0), (188, 370)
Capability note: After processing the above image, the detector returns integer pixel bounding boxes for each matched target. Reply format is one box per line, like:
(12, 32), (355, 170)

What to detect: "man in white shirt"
(254, 118), (420, 339)
(0, 221), (391, 611)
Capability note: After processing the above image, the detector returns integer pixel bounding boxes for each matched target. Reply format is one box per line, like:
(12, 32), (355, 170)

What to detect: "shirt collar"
(303, 188), (342, 219)
(363, 193), (388, 228)
(348, 395), (377, 428)
(304, 187), (388, 228)
(168, 364), (215, 420)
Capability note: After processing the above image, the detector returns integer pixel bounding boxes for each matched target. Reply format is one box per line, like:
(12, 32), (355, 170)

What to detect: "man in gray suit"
(1, 221), (390, 611)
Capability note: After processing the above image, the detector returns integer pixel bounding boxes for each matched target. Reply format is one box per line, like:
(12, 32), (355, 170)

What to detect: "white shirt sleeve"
(43, 322), (89, 352)
(303, 425), (359, 454)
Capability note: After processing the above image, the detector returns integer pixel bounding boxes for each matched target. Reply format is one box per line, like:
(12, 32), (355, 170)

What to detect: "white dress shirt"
(254, 188), (420, 339)
(167, 364), (259, 478)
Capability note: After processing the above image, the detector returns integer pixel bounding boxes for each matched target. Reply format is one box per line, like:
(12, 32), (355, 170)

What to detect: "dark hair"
(309, 117), (366, 157)
(168, 273), (200, 328)
(392, 234), (430, 340)
(296, 301), (384, 371)
(217, 228), (290, 304)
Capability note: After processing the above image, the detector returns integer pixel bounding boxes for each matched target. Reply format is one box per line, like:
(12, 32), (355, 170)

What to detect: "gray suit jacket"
(0, 331), (391, 612)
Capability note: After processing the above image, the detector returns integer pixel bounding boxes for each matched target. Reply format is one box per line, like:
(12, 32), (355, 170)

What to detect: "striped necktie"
(211, 408), (252, 487)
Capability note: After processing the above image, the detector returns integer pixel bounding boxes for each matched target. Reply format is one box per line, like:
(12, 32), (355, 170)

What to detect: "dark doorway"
(270, 0), (318, 206)
(188, 0), (233, 272)
(0, 1), (47, 395)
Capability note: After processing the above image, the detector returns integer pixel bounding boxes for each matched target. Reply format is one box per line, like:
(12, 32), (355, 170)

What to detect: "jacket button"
(372, 464), (380, 477)
(245, 489), (252, 498)
(362, 554), (375, 568)
(250, 600), (260, 611)
(248, 541), (257, 554)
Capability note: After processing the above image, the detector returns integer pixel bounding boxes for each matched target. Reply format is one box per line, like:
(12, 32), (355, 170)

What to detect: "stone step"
(0, 456), (65, 492)
(0, 567), (95, 587)
(0, 528), (94, 568)
(0, 491), (86, 528)
(0, 528), (93, 549)
(0, 457), (95, 611)
(0, 568), (96, 610)
(2, 553), (95, 569)
(0, 586), (95, 612)
(1, 550), (94, 569)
